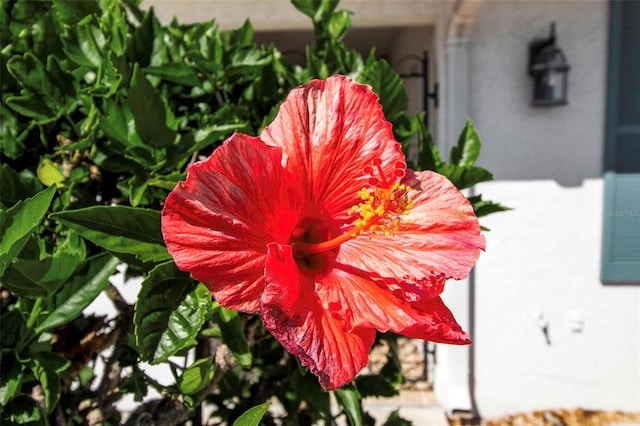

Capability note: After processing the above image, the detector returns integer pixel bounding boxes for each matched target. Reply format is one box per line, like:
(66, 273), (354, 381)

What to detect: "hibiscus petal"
(336, 170), (485, 301)
(261, 75), (405, 219)
(261, 242), (375, 391)
(318, 266), (470, 344)
(162, 134), (304, 312)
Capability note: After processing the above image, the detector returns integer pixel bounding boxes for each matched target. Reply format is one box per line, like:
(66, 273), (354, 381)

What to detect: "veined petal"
(336, 170), (485, 301)
(162, 134), (304, 312)
(319, 266), (470, 344)
(261, 243), (375, 391)
(261, 75), (405, 219)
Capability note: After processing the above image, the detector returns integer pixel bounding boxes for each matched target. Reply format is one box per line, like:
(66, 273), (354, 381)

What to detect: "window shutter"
(601, 0), (640, 284)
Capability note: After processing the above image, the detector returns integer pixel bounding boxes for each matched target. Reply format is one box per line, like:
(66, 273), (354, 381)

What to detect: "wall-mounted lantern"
(528, 22), (570, 106)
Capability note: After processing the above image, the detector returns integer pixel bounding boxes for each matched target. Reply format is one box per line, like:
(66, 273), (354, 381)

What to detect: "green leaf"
(49, 206), (170, 263)
(37, 158), (65, 188)
(292, 0), (338, 23)
(3, 394), (47, 425)
(0, 165), (39, 209)
(5, 94), (58, 123)
(416, 119), (442, 171)
(437, 164), (494, 190)
(468, 195), (512, 219)
(335, 384), (363, 426)
(327, 9), (352, 40)
(213, 306), (252, 368)
(382, 409), (413, 426)
(36, 253), (119, 333)
(128, 64), (177, 149)
(28, 352), (70, 411)
(355, 374), (398, 398)
(189, 123), (249, 154)
(6, 53), (48, 95)
(148, 172), (185, 191)
(0, 186), (56, 276)
(143, 63), (201, 86)
(0, 351), (23, 406)
(1, 231), (86, 298)
(450, 118), (482, 167)
(52, 0), (101, 25)
(232, 401), (272, 426)
(128, 174), (149, 207)
(99, 99), (142, 148)
(134, 263), (211, 363)
(119, 370), (149, 402)
(178, 358), (215, 396)
(360, 56), (407, 130)
(61, 16), (105, 68)
(126, 7), (158, 67)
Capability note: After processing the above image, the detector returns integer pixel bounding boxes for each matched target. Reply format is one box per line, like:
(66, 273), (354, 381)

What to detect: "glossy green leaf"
(0, 352), (23, 406)
(335, 384), (363, 426)
(69, 17), (105, 68)
(49, 206), (170, 263)
(128, 64), (177, 149)
(292, 0), (338, 22)
(232, 401), (272, 426)
(327, 9), (352, 40)
(189, 123), (249, 154)
(178, 358), (215, 396)
(36, 253), (119, 333)
(143, 63), (201, 86)
(1, 231), (86, 298)
(29, 352), (70, 411)
(134, 263), (211, 363)
(213, 306), (252, 368)
(450, 118), (482, 167)
(360, 56), (407, 128)
(0, 186), (56, 276)
(99, 99), (144, 148)
(438, 163), (494, 190)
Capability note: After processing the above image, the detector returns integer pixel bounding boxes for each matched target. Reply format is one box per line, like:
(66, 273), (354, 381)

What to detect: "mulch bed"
(450, 408), (640, 426)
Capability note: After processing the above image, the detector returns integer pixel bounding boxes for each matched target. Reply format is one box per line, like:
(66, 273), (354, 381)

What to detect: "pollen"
(348, 182), (413, 235)
(348, 160), (413, 236)
(294, 158), (414, 256)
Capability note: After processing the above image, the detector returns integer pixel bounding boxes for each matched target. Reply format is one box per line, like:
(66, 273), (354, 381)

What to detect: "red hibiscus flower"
(161, 75), (485, 391)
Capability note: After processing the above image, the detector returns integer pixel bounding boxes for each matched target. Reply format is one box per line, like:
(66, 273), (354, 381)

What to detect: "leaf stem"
(25, 297), (43, 330)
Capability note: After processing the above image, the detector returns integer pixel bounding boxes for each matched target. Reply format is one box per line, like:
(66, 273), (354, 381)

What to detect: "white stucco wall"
(441, 0), (640, 419)
(146, 0), (446, 30)
(138, 0), (640, 419)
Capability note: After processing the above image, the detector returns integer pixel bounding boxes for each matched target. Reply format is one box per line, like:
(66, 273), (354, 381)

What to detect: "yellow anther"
(348, 179), (413, 237)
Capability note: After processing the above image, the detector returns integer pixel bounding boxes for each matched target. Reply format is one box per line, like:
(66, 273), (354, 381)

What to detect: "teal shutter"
(601, 0), (640, 284)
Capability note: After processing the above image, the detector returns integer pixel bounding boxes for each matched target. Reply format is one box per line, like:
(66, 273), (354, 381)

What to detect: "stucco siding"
(474, 179), (640, 417)
(469, 0), (607, 185)
(463, 0), (640, 418)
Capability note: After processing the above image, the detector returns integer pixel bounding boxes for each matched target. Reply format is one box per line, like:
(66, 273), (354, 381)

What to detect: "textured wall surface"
(474, 179), (640, 417)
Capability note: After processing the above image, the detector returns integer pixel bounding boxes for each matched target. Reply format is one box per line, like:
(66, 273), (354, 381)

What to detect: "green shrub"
(0, 0), (506, 424)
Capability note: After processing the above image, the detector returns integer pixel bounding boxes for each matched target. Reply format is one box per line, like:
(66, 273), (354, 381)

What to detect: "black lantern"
(528, 22), (570, 106)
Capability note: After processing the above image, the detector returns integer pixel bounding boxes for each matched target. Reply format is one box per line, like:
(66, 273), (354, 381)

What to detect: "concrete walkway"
(363, 389), (450, 426)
